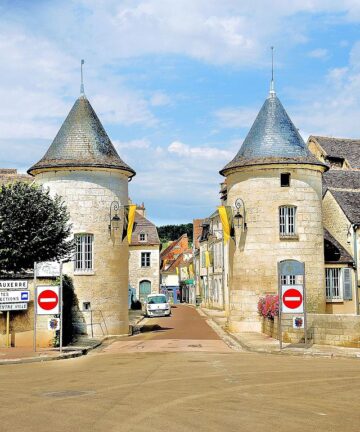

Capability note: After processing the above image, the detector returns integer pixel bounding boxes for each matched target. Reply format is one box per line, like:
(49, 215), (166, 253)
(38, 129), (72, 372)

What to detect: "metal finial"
(80, 59), (85, 95)
(270, 47), (275, 97)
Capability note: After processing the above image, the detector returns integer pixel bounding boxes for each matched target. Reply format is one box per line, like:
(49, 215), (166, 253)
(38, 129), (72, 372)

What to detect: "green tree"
(157, 223), (193, 244)
(0, 182), (73, 274)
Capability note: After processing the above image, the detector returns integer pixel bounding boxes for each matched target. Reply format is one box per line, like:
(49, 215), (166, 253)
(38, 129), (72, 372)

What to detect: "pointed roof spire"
(28, 94), (135, 178)
(80, 59), (85, 96)
(269, 46), (275, 97)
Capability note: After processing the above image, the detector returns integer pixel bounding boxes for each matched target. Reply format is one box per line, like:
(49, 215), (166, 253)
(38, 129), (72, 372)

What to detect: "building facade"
(129, 205), (160, 303)
(220, 86), (327, 332)
(28, 89), (135, 338)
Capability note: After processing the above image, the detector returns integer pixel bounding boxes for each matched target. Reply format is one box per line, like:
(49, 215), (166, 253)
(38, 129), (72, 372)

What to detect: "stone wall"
(35, 168), (130, 336)
(262, 314), (360, 348)
(226, 164), (326, 332)
(129, 245), (160, 297)
(0, 277), (57, 348)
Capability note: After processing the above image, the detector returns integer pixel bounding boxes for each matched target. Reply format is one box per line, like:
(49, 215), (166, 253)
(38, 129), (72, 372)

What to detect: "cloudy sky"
(1, 1), (360, 224)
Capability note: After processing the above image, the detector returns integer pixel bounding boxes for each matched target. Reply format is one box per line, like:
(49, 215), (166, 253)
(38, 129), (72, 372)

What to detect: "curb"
(199, 307), (360, 360)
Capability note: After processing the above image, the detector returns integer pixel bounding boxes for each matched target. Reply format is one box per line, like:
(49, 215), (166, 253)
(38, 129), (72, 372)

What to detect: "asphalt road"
(1, 305), (360, 432)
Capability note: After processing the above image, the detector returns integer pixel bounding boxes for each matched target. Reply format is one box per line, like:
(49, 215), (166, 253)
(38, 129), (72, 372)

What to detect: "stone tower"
(220, 85), (327, 332)
(28, 90), (135, 336)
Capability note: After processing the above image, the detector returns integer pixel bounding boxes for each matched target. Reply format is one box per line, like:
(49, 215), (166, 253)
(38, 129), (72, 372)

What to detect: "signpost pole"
(303, 264), (308, 348)
(6, 311), (10, 348)
(278, 262), (282, 350)
(33, 262), (37, 353)
(59, 262), (63, 354)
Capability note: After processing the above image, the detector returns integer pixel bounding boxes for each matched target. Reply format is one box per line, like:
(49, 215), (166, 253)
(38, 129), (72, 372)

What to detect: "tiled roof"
(323, 170), (360, 192)
(28, 95), (135, 177)
(221, 94), (326, 175)
(330, 190), (360, 225)
(311, 136), (360, 169)
(130, 212), (160, 246)
(324, 229), (354, 264)
(160, 234), (188, 259)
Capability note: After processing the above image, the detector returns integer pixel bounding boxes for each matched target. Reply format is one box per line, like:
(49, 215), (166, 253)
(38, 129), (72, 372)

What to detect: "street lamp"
(109, 201), (121, 234)
(234, 198), (247, 231)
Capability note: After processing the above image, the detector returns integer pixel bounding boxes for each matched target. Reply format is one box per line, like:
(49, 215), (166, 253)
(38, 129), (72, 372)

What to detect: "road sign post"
(6, 311), (10, 348)
(278, 260), (307, 350)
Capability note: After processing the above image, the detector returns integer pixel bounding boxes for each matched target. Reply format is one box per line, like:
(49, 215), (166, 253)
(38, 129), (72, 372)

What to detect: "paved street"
(0, 305), (360, 431)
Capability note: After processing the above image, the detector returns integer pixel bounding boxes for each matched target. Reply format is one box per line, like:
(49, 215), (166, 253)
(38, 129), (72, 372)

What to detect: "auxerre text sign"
(0, 303), (28, 311)
(0, 290), (30, 303)
(0, 280), (28, 289)
(36, 286), (60, 315)
(281, 285), (304, 314)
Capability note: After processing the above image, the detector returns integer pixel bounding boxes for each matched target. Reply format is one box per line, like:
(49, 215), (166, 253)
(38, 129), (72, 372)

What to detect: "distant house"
(160, 234), (189, 303)
(128, 204), (160, 303)
(308, 136), (360, 314)
(0, 169), (32, 185)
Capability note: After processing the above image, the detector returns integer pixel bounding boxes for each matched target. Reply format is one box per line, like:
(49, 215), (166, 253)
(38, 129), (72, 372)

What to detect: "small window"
(281, 173), (291, 187)
(83, 302), (91, 311)
(326, 268), (352, 301)
(75, 234), (93, 271)
(141, 252), (151, 267)
(279, 206), (296, 236)
(139, 232), (146, 242)
(281, 275), (296, 285)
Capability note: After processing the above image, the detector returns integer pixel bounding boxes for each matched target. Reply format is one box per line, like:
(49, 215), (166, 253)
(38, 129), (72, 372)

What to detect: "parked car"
(144, 294), (171, 318)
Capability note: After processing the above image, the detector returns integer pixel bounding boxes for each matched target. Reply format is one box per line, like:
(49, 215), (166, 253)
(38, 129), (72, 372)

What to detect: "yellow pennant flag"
(205, 251), (211, 268)
(122, 204), (137, 244)
(176, 267), (179, 275)
(218, 206), (232, 245)
(189, 263), (194, 276)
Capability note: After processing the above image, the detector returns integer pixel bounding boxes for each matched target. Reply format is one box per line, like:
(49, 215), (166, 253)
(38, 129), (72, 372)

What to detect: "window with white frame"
(141, 252), (151, 267)
(75, 234), (93, 271)
(281, 275), (296, 285)
(139, 232), (146, 242)
(325, 268), (352, 301)
(279, 206), (296, 236)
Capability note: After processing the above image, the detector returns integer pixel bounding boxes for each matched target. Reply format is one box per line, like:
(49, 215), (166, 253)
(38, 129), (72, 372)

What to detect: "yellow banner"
(218, 205), (231, 245)
(189, 263), (194, 276)
(176, 267), (179, 275)
(127, 204), (137, 244)
(205, 251), (211, 268)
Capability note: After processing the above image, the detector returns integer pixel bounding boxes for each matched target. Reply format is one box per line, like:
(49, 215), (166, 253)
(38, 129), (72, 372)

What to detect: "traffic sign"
(281, 285), (304, 313)
(0, 302), (28, 311)
(36, 286), (60, 315)
(0, 280), (28, 289)
(0, 290), (30, 303)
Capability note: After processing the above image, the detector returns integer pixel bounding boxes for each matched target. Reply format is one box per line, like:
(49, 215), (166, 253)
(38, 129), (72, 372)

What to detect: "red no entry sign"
(281, 286), (304, 313)
(36, 286), (60, 315)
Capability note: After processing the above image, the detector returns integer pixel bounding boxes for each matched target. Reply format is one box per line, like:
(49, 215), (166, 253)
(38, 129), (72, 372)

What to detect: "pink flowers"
(258, 295), (279, 320)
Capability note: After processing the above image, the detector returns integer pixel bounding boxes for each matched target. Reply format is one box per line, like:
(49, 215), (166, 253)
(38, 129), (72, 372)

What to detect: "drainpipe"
(354, 225), (359, 315)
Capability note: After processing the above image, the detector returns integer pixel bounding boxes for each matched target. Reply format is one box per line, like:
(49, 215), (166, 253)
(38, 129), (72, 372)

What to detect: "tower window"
(75, 234), (94, 271)
(139, 232), (146, 242)
(141, 252), (151, 267)
(280, 173), (291, 187)
(279, 206), (296, 236)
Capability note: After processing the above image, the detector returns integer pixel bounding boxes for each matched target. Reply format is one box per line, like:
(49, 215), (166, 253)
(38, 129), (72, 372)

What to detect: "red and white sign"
(281, 285), (304, 313)
(36, 286), (60, 315)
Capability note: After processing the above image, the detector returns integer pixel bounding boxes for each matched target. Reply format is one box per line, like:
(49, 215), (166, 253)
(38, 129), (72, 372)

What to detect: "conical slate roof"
(28, 95), (135, 177)
(220, 93), (326, 176)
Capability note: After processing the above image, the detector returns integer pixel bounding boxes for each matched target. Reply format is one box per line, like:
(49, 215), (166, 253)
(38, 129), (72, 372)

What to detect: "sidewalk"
(200, 307), (360, 359)
(0, 310), (145, 365)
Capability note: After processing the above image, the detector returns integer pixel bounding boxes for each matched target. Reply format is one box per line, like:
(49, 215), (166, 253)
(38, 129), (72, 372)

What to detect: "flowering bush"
(257, 295), (279, 320)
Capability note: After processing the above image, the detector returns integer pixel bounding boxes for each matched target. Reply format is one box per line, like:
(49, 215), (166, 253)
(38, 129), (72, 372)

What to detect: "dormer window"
(280, 173), (291, 187)
(139, 232), (146, 242)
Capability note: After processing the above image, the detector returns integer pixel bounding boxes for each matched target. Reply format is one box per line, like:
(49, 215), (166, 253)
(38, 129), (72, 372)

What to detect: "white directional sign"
(0, 280), (28, 289)
(36, 262), (61, 278)
(36, 286), (60, 315)
(0, 302), (28, 311)
(0, 290), (30, 303)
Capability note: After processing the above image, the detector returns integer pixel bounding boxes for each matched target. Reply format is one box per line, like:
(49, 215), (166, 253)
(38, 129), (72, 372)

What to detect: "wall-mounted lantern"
(233, 198), (247, 231)
(109, 201), (121, 234)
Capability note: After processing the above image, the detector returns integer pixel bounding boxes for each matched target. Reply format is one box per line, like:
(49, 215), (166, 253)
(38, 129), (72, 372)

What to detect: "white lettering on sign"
(0, 281), (28, 289)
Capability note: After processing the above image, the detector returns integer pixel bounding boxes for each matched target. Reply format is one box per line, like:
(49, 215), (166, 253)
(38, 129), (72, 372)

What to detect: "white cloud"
(214, 107), (258, 129)
(308, 48), (329, 59)
(168, 140), (233, 160)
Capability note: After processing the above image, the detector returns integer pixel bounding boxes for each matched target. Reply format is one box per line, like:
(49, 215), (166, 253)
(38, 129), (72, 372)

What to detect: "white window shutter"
(343, 268), (352, 300)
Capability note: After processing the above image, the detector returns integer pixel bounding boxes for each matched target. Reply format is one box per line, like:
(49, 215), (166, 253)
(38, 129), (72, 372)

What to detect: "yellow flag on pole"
(205, 251), (211, 268)
(218, 206), (232, 245)
(176, 267), (179, 275)
(122, 204), (137, 244)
